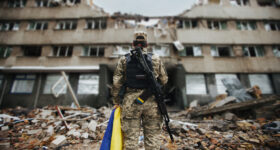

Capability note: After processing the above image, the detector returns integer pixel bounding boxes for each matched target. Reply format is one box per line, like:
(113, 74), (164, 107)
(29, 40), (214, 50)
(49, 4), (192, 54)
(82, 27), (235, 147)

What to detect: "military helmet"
(133, 31), (148, 47)
(134, 31), (147, 41)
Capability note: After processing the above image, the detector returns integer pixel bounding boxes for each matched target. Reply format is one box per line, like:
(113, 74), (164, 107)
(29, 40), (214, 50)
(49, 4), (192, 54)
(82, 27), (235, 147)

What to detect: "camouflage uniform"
(112, 48), (168, 150)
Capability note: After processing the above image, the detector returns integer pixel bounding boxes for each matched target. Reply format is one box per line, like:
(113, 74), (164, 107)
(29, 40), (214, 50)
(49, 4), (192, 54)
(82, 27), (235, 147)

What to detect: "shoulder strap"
(147, 53), (153, 62)
(125, 53), (131, 63)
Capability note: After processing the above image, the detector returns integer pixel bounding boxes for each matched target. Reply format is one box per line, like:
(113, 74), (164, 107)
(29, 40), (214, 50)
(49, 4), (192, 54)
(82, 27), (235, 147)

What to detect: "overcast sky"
(94, 0), (197, 16)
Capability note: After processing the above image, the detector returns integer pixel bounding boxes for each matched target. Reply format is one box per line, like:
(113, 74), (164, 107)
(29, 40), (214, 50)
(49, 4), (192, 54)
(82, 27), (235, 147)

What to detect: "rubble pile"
(159, 95), (280, 150)
(0, 106), (112, 149)
(0, 96), (279, 150)
(162, 115), (280, 150)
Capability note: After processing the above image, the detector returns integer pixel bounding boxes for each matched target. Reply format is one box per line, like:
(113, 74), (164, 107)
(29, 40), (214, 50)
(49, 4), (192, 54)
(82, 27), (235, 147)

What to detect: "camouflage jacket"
(111, 49), (168, 104)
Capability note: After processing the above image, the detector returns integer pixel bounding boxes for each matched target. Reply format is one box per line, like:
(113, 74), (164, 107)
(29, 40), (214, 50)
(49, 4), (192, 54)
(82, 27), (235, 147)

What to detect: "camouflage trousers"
(121, 90), (162, 150)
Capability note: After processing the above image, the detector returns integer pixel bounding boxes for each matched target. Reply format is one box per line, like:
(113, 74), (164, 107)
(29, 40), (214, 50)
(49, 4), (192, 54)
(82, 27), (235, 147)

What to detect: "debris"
(50, 135), (66, 148)
(1, 126), (9, 131)
(222, 78), (253, 102)
(173, 41), (184, 51)
(247, 85), (262, 99)
(236, 120), (255, 130)
(190, 100), (198, 108)
(88, 120), (97, 132)
(47, 125), (54, 135)
(0, 114), (20, 122)
(81, 133), (89, 139)
(55, 106), (70, 130)
(0, 143), (10, 149)
(223, 112), (237, 121)
(27, 129), (42, 135)
(0, 99), (279, 150)
(209, 96), (236, 109)
(262, 121), (280, 134)
(190, 95), (279, 118)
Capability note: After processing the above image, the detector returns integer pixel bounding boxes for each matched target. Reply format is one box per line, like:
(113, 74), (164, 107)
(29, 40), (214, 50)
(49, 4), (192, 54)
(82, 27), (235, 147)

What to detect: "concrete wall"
(179, 1), (280, 20)
(177, 29), (280, 44)
(0, 0), (279, 109)
(178, 44), (280, 73)
(0, 0), (108, 19)
(1, 44), (279, 73)
(0, 27), (173, 45)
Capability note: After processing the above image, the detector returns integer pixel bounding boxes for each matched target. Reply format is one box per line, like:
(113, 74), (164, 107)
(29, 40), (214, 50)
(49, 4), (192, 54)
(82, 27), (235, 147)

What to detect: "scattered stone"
(1, 126), (9, 131)
(47, 125), (54, 135)
(88, 120), (97, 132)
(38, 110), (53, 118)
(81, 133), (89, 139)
(72, 131), (81, 138)
(27, 129), (42, 135)
(0, 102), (279, 150)
(50, 135), (66, 148)
(223, 112), (236, 121)
(0, 142), (10, 149)
(41, 122), (47, 128)
(197, 128), (207, 135)
(190, 100), (198, 108)
(81, 122), (89, 130)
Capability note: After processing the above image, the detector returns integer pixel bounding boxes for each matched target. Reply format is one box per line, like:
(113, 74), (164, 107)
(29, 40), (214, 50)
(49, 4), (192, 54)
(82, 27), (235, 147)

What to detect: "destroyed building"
(0, 0), (279, 109)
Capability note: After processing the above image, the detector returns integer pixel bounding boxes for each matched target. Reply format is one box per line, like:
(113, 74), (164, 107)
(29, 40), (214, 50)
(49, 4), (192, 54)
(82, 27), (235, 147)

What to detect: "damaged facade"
(0, 0), (279, 109)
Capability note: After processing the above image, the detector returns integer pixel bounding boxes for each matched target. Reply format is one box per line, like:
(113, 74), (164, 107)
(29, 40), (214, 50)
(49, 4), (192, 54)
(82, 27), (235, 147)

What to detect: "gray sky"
(94, 0), (197, 16)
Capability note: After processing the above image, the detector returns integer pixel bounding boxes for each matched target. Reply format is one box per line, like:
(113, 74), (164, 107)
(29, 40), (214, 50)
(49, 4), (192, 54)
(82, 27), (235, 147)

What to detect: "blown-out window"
(264, 21), (280, 31)
(78, 74), (99, 94)
(186, 74), (207, 94)
(273, 46), (280, 57)
(43, 74), (68, 94)
(82, 46), (105, 57)
(28, 21), (48, 30)
(152, 45), (170, 57)
(62, 0), (81, 4)
(215, 74), (238, 94)
(86, 19), (107, 30)
(243, 46), (264, 57)
(53, 46), (73, 57)
(231, 0), (250, 6)
(179, 46), (202, 56)
(11, 74), (36, 94)
(112, 45), (131, 56)
(177, 20), (198, 29)
(0, 46), (12, 58)
(35, 0), (51, 7)
(249, 74), (273, 94)
(8, 0), (27, 8)
(22, 46), (42, 57)
(236, 21), (257, 30)
(258, 0), (280, 7)
(55, 20), (77, 30)
(207, 20), (227, 30)
(211, 46), (234, 57)
(0, 22), (20, 31)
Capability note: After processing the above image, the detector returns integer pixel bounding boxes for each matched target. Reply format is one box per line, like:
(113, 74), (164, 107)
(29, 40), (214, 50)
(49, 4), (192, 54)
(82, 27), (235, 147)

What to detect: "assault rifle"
(131, 47), (174, 142)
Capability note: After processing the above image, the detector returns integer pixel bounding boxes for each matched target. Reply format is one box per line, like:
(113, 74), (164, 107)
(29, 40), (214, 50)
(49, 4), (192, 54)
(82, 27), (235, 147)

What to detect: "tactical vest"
(125, 53), (153, 89)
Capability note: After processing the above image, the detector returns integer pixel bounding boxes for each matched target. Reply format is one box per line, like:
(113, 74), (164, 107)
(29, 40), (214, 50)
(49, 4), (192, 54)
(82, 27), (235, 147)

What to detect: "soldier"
(111, 31), (168, 149)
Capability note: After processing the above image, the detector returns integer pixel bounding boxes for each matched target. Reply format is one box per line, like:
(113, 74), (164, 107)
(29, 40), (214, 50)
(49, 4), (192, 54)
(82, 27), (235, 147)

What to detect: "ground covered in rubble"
(0, 105), (279, 150)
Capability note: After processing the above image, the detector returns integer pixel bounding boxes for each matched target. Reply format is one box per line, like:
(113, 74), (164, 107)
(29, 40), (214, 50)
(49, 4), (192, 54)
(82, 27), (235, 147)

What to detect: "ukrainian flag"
(100, 107), (123, 150)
